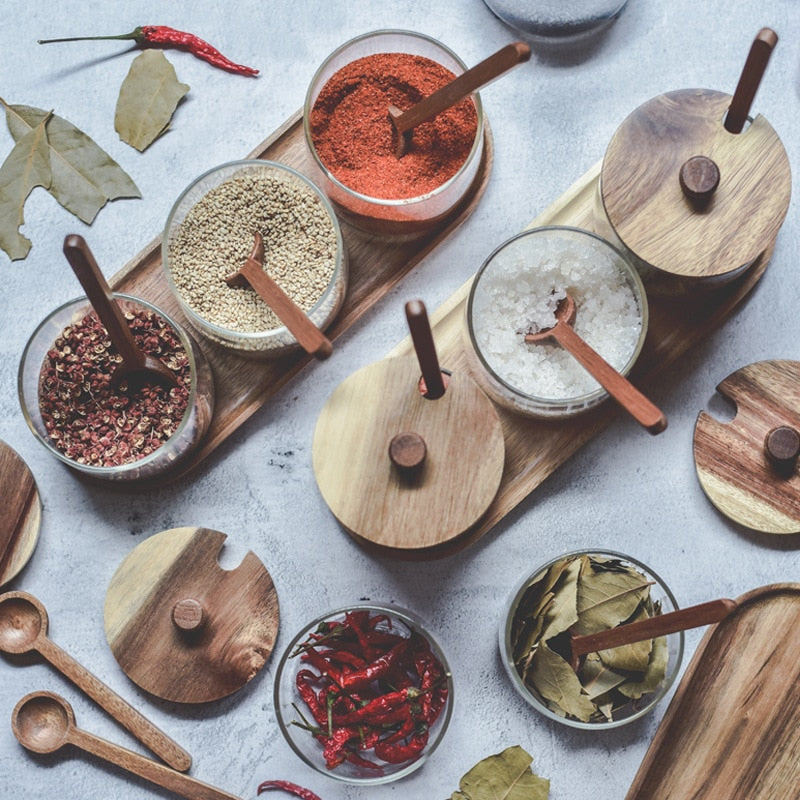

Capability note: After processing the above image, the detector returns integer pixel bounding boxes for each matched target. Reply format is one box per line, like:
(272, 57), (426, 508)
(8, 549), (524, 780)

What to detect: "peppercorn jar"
(18, 294), (214, 481)
(163, 159), (347, 358)
(304, 30), (486, 237)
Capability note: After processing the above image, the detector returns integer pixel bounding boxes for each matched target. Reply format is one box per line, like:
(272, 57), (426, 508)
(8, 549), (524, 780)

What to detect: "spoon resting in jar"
(12, 692), (238, 800)
(524, 293), (667, 434)
(62, 234), (178, 390)
(225, 231), (333, 360)
(388, 41), (530, 158)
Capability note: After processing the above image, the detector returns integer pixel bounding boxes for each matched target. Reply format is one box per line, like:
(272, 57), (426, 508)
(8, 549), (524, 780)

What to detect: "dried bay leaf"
(618, 633), (668, 700)
(0, 111), (52, 260)
(598, 602), (653, 673)
(115, 50), (190, 152)
(449, 745), (549, 800)
(530, 641), (595, 721)
(3, 101), (141, 224)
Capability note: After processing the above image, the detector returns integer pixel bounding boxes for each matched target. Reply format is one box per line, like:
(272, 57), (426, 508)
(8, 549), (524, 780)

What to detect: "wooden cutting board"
(626, 583), (800, 799)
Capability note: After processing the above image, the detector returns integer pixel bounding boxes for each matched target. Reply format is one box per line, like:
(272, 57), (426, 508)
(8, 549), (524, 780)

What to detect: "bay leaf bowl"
(499, 549), (683, 729)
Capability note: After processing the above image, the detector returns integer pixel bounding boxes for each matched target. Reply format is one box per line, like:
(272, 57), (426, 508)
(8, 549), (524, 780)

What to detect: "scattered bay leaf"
(0, 111), (52, 260)
(115, 50), (190, 152)
(449, 745), (549, 800)
(3, 100), (141, 224)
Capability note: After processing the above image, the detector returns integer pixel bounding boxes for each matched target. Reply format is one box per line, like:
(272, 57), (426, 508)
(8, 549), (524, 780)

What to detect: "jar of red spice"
(18, 294), (215, 481)
(304, 30), (486, 236)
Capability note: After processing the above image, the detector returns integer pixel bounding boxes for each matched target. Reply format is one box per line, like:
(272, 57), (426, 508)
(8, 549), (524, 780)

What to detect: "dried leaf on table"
(0, 110), (52, 260)
(115, 50), (190, 152)
(449, 745), (549, 800)
(3, 100), (141, 224)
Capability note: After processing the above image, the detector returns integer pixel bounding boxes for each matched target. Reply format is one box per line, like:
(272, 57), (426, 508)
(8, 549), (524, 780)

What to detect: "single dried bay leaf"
(3, 101), (140, 223)
(0, 111), (52, 260)
(115, 50), (190, 152)
(530, 640), (595, 721)
(617, 633), (669, 700)
(450, 745), (549, 800)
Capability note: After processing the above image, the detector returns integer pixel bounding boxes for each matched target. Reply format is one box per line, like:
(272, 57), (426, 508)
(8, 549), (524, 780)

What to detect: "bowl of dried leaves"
(500, 550), (683, 728)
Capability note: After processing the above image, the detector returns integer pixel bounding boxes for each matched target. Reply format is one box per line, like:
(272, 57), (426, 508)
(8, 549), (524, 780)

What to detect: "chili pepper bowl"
(499, 549), (683, 730)
(303, 29), (486, 238)
(162, 159), (347, 358)
(18, 294), (214, 482)
(273, 603), (453, 784)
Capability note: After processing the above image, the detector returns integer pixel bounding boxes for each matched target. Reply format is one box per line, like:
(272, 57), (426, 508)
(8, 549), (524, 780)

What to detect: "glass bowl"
(18, 294), (214, 482)
(162, 159), (347, 358)
(465, 225), (648, 419)
(303, 29), (485, 237)
(500, 549), (683, 729)
(274, 603), (453, 784)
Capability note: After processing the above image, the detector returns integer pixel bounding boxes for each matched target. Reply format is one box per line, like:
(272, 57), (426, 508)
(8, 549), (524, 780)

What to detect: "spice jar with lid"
(304, 29), (486, 237)
(18, 294), (214, 481)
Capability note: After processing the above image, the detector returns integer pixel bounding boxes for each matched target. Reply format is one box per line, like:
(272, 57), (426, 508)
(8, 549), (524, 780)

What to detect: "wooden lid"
(601, 88), (791, 280)
(693, 360), (800, 533)
(312, 355), (505, 556)
(104, 527), (279, 703)
(0, 441), (41, 588)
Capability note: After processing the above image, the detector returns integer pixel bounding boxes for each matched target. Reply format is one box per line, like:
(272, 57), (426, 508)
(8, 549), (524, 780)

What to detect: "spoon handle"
(552, 323), (667, 434)
(570, 598), (737, 663)
(725, 28), (777, 134)
(391, 41), (530, 136)
(405, 300), (446, 399)
(36, 636), (192, 772)
(69, 726), (241, 800)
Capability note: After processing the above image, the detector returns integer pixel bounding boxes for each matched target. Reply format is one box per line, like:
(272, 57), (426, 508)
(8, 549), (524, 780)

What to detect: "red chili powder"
(310, 52), (479, 199)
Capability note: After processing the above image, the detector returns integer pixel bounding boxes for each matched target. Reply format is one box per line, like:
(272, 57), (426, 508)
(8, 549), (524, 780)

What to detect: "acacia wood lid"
(312, 355), (505, 556)
(600, 88), (791, 280)
(693, 360), (800, 534)
(104, 527), (279, 703)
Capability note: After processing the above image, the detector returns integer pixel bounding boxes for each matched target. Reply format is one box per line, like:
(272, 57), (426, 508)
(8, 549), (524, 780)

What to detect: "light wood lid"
(601, 88), (791, 279)
(104, 527), (279, 703)
(312, 355), (505, 555)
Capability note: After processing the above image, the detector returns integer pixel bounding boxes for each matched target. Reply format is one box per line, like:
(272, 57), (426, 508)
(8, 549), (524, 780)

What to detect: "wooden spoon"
(62, 234), (178, 389)
(12, 692), (238, 800)
(724, 27), (778, 134)
(388, 41), (530, 157)
(0, 591), (191, 772)
(225, 231), (332, 360)
(524, 294), (667, 434)
(568, 597), (737, 672)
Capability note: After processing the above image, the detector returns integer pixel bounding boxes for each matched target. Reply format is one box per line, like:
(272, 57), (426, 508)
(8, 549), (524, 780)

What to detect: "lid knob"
(764, 426), (800, 474)
(389, 431), (427, 471)
(679, 156), (720, 205)
(171, 598), (205, 632)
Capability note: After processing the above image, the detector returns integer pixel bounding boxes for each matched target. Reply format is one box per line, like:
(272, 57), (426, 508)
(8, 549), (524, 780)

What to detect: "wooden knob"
(389, 432), (427, 471)
(171, 598), (205, 632)
(764, 426), (800, 473)
(679, 156), (720, 205)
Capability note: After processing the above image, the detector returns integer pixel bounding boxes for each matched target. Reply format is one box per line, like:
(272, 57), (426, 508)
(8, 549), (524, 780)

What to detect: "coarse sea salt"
(470, 231), (642, 402)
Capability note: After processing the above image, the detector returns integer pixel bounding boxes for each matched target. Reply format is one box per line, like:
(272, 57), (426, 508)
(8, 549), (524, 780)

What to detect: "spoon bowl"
(13, 691), (73, 754)
(0, 592), (46, 654)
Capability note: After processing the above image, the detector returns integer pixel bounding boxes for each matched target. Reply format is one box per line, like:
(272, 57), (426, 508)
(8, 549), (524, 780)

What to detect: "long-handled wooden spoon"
(225, 231), (332, 360)
(724, 27), (778, 134)
(568, 597), (737, 672)
(524, 293), (667, 434)
(0, 591), (191, 772)
(62, 234), (178, 389)
(13, 692), (238, 800)
(388, 41), (530, 157)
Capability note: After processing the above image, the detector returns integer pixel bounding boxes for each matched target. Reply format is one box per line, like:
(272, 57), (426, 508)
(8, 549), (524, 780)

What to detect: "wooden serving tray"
(626, 583), (800, 799)
(386, 159), (773, 555)
(108, 111), (493, 481)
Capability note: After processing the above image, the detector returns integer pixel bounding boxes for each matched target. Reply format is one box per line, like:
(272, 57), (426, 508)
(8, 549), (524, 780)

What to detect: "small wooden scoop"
(524, 294), (666, 434)
(388, 41), (530, 157)
(225, 231), (332, 360)
(62, 234), (177, 390)
(568, 597), (737, 672)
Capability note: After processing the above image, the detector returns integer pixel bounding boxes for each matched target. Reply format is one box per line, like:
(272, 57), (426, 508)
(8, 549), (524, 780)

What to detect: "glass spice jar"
(18, 294), (214, 481)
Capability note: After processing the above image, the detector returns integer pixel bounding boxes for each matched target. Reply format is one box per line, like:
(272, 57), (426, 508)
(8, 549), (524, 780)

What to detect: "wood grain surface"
(0, 441), (41, 588)
(626, 584), (800, 799)
(312, 355), (505, 555)
(104, 527), (279, 704)
(600, 89), (790, 282)
(694, 360), (800, 533)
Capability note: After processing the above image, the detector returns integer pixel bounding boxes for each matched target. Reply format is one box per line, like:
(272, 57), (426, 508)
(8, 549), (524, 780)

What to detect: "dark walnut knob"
(679, 156), (720, 205)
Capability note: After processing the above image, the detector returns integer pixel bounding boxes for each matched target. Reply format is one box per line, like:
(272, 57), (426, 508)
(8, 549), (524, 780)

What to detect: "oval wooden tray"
(626, 583), (800, 799)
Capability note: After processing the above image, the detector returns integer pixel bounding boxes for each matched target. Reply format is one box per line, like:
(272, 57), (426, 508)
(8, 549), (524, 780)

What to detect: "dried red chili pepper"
(373, 730), (429, 764)
(256, 780), (322, 800)
(38, 25), (259, 76)
(338, 639), (409, 691)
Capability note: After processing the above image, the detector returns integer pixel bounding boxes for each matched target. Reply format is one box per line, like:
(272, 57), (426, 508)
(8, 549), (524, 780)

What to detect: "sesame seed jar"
(162, 160), (347, 358)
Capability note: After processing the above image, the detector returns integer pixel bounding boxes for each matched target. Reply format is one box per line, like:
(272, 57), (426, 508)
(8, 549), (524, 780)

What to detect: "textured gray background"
(1, 1), (799, 798)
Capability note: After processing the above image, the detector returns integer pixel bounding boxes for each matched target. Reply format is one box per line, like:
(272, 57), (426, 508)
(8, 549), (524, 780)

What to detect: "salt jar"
(465, 226), (648, 419)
